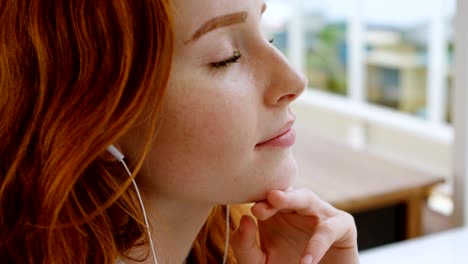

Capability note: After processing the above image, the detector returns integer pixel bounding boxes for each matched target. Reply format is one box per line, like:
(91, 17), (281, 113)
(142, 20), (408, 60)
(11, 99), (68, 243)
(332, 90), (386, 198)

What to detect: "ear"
(99, 144), (124, 162)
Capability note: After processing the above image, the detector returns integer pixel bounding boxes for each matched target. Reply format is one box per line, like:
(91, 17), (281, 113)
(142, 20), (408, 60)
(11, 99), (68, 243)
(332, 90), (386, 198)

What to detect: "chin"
(247, 154), (298, 203)
(269, 156), (298, 191)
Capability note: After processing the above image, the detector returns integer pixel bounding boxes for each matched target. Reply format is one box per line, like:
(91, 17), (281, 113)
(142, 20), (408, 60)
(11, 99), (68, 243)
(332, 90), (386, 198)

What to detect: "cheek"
(178, 92), (255, 158)
(149, 84), (258, 185)
(162, 57), (259, 163)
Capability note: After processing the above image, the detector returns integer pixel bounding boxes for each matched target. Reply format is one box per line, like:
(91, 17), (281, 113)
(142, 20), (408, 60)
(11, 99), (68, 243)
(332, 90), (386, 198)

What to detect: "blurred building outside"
(365, 22), (454, 121)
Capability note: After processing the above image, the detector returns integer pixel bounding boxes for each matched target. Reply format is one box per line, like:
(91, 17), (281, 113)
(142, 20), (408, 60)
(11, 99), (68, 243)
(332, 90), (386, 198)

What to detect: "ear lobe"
(99, 145), (124, 162)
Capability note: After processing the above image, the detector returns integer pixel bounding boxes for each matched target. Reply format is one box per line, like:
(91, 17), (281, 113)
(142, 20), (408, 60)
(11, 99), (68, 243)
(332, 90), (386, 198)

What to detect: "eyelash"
(210, 50), (242, 69)
(209, 38), (274, 69)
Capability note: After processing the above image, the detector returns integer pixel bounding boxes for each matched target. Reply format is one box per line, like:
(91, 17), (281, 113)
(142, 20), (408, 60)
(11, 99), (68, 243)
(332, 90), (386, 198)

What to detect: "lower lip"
(255, 128), (296, 148)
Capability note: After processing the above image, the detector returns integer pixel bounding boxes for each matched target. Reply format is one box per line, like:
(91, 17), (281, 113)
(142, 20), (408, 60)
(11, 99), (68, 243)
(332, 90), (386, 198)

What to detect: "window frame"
(453, 0), (468, 227)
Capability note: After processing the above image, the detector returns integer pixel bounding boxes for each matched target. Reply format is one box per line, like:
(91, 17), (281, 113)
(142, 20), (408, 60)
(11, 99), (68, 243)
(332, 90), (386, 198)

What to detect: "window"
(364, 0), (431, 116)
(265, 0), (455, 122)
(302, 1), (349, 95)
(364, 0), (455, 121)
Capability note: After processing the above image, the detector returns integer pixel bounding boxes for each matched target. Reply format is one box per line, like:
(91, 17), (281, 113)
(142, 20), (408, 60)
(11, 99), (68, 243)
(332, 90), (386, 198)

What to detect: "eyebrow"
(184, 3), (267, 45)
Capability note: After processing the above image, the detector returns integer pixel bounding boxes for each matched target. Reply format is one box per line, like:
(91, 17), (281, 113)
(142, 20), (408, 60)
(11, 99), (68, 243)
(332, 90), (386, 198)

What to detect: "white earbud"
(106, 145), (158, 264)
(106, 145), (125, 162)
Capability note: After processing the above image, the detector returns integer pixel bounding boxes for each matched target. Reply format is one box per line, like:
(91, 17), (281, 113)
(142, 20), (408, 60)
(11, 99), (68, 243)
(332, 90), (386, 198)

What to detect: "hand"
(230, 188), (359, 264)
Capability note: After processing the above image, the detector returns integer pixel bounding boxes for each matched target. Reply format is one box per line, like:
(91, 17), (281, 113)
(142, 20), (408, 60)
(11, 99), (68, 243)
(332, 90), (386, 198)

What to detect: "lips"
(256, 119), (296, 147)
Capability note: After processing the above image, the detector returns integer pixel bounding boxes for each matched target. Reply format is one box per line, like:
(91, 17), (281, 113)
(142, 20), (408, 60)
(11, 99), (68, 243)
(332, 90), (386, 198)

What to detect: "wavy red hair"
(0, 0), (242, 263)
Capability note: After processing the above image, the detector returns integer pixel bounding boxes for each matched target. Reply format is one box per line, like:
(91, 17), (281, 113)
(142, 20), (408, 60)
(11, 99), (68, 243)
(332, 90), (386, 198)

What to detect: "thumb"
(230, 215), (266, 264)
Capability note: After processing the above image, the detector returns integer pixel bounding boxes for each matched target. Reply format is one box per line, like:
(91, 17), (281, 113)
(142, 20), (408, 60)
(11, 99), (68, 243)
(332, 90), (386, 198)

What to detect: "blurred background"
(262, 0), (463, 253)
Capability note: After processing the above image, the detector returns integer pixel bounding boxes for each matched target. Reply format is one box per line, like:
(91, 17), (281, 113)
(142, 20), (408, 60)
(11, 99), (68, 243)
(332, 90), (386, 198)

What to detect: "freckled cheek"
(185, 105), (239, 145)
(181, 99), (254, 154)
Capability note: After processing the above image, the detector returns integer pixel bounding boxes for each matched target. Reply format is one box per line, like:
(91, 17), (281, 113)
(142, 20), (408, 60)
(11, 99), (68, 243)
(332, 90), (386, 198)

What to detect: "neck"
(124, 194), (214, 264)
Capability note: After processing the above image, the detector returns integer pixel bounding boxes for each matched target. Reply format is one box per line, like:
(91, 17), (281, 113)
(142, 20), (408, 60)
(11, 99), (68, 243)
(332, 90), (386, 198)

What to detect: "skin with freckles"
(121, 0), (305, 205)
(118, 0), (359, 263)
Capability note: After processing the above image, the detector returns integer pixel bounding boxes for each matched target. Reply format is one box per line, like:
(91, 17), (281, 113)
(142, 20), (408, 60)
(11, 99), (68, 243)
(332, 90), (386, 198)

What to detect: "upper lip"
(256, 119), (296, 146)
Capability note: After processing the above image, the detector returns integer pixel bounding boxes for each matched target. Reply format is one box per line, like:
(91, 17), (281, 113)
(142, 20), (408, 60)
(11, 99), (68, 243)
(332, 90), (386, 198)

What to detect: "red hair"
(0, 0), (245, 262)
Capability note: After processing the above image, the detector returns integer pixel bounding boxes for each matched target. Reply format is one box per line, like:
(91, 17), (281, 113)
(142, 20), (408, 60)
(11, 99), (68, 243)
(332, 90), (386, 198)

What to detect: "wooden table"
(292, 125), (445, 244)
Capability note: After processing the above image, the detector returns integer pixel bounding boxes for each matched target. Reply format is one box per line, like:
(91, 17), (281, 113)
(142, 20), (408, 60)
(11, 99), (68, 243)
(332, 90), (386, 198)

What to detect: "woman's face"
(123, 0), (306, 204)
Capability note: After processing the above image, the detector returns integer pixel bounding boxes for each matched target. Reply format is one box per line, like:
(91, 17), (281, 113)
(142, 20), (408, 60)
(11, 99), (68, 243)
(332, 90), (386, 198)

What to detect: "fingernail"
(302, 255), (313, 264)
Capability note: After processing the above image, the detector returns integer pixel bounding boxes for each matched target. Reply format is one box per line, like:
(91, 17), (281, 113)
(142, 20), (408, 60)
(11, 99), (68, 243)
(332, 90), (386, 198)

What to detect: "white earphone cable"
(120, 160), (158, 264)
(222, 204), (230, 264)
(109, 145), (229, 264)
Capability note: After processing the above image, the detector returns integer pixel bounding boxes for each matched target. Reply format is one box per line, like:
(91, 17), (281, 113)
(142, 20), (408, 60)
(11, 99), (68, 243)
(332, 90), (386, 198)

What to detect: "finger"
(301, 219), (336, 264)
(301, 214), (358, 264)
(230, 215), (266, 264)
(251, 201), (279, 221)
(267, 189), (335, 217)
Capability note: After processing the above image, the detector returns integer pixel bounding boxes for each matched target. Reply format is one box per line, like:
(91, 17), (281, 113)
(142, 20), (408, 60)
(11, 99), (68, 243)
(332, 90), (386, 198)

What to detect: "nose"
(261, 46), (307, 107)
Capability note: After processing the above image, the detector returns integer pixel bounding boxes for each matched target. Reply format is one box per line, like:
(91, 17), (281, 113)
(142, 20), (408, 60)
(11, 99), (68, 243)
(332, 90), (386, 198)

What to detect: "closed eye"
(210, 50), (242, 69)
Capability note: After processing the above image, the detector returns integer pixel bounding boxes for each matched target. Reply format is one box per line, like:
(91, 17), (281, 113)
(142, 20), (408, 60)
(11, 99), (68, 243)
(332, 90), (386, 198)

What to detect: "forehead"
(171, 0), (259, 41)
